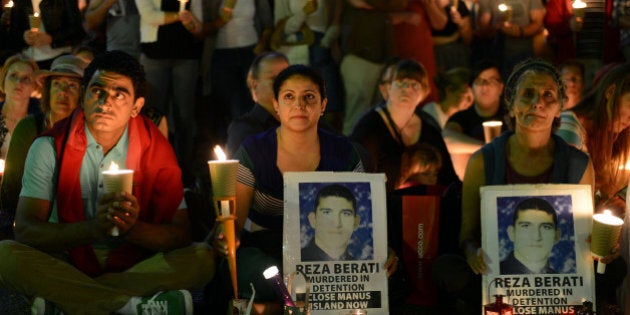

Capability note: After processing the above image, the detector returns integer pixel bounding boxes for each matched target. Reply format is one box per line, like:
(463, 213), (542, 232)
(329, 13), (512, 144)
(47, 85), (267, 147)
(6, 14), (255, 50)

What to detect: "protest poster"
(481, 184), (595, 314)
(283, 172), (389, 315)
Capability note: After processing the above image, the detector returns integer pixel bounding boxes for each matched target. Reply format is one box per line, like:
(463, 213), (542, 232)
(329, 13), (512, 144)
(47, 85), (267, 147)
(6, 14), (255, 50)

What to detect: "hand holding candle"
(497, 3), (512, 25)
(102, 161), (134, 236)
(591, 209), (624, 274)
(208, 145), (239, 299)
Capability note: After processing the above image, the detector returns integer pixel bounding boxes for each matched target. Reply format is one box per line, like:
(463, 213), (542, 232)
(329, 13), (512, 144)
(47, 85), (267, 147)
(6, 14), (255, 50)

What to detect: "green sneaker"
(132, 290), (192, 315)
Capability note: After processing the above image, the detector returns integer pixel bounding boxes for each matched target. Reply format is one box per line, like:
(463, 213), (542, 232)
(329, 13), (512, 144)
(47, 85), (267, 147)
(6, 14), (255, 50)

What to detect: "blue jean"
(140, 56), (199, 184)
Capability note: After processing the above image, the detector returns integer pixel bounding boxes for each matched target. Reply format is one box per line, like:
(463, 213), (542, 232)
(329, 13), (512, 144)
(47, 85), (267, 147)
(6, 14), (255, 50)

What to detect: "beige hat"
(35, 54), (86, 86)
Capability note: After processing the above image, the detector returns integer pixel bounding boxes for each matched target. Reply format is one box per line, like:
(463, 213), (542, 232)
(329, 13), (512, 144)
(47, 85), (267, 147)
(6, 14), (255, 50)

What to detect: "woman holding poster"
(212, 65), (371, 314)
(433, 59), (596, 313)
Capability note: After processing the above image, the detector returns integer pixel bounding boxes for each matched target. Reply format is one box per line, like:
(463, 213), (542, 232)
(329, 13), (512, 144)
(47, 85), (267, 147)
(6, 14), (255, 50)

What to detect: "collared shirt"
(21, 123), (130, 223)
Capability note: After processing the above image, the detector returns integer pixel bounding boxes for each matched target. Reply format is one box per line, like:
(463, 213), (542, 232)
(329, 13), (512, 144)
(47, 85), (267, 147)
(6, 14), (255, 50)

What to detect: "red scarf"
(42, 109), (183, 277)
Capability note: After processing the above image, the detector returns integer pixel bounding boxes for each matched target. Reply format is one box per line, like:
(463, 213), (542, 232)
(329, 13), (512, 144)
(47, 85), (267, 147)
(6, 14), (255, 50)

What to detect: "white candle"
(593, 209), (624, 226)
(221, 200), (230, 218)
(102, 161), (134, 237)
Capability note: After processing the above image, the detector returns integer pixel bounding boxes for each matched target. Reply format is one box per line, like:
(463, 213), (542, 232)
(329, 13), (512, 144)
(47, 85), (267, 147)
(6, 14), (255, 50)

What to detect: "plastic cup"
(591, 211), (624, 273)
(482, 121), (503, 144)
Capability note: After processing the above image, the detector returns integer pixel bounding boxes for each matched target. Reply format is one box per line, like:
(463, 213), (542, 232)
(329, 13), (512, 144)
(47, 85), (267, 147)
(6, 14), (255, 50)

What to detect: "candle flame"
(603, 209), (612, 216)
(573, 0), (586, 9)
(498, 3), (508, 11)
(108, 161), (120, 171)
(5, 0), (13, 8)
(0, 159), (5, 173)
(33, 12), (39, 17)
(214, 145), (227, 161)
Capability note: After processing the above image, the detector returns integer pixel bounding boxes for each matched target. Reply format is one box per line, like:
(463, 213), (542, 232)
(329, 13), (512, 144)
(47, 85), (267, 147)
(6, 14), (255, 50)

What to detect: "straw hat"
(35, 54), (86, 86)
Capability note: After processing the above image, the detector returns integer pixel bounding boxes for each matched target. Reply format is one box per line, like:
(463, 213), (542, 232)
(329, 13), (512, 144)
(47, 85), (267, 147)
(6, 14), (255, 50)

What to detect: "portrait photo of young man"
(500, 197), (562, 275)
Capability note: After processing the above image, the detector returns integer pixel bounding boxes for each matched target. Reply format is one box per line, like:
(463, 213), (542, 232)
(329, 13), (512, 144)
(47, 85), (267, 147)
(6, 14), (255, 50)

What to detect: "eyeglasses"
(393, 79), (423, 91)
(473, 78), (502, 87)
(6, 73), (33, 85)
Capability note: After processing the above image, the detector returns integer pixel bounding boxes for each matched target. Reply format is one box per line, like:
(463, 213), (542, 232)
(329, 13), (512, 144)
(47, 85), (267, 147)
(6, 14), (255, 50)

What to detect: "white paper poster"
(283, 172), (389, 315)
(481, 184), (595, 314)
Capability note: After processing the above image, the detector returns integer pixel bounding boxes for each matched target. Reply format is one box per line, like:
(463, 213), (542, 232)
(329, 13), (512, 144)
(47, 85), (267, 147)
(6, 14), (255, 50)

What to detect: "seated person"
(398, 142), (443, 189)
(1, 54), (85, 241)
(0, 51), (215, 314)
(302, 184), (360, 262)
(500, 197), (560, 275)
(443, 59), (506, 155)
(433, 60), (594, 314)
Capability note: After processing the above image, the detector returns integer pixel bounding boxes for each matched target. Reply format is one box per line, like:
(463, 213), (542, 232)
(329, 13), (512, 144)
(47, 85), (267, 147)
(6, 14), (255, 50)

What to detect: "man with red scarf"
(0, 51), (214, 314)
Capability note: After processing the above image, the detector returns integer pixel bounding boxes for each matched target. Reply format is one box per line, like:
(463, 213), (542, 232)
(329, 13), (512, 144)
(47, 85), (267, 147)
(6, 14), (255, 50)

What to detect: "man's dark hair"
(315, 184), (357, 215)
(250, 51), (288, 80)
(83, 50), (147, 99)
(512, 197), (558, 227)
(273, 64), (326, 100)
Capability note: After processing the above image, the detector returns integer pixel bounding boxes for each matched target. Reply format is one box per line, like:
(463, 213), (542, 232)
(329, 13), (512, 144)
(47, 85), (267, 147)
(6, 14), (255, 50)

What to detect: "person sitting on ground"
(433, 59), (595, 314)
(0, 53), (41, 159)
(226, 51), (289, 156)
(0, 50), (215, 314)
(350, 58), (459, 192)
(397, 142), (443, 189)
(559, 59), (585, 110)
(0, 54), (85, 241)
(214, 65), (397, 315)
(443, 59), (505, 155)
(422, 67), (473, 129)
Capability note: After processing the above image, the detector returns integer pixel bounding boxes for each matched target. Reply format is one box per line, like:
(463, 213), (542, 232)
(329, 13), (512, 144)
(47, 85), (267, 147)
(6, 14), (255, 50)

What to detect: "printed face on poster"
(481, 184), (595, 314)
(283, 172), (389, 315)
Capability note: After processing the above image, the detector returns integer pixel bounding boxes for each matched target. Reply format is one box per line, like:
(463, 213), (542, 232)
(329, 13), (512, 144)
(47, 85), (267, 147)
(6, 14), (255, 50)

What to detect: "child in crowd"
(398, 143), (443, 189)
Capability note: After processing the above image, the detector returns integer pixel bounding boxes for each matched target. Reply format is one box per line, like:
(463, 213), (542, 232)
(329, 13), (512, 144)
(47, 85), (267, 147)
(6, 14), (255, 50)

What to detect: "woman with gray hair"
(433, 59), (595, 313)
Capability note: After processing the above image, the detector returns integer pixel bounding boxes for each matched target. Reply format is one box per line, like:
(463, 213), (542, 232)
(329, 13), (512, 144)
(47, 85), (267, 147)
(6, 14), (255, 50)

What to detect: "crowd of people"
(0, 0), (630, 314)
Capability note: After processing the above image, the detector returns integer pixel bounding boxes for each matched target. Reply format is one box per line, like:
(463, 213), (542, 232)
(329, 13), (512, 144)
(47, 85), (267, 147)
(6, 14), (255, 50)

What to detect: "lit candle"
(591, 209), (624, 273)
(572, 0), (587, 18)
(0, 159), (5, 175)
(263, 266), (296, 307)
(208, 145), (239, 299)
(497, 3), (512, 23)
(102, 161), (134, 237)
(178, 0), (188, 13)
(28, 12), (40, 31)
(4, 0), (13, 8)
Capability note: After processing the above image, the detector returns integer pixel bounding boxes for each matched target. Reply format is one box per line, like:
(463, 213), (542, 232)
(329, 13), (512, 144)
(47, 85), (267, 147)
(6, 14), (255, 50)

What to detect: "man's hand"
(98, 191), (140, 236)
(23, 30), (52, 47)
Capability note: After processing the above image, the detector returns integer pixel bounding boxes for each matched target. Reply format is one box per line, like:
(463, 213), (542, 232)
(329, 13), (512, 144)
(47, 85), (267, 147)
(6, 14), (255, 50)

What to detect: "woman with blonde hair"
(0, 53), (40, 159)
